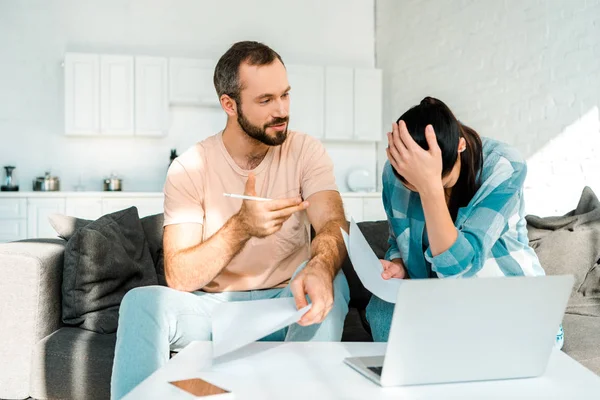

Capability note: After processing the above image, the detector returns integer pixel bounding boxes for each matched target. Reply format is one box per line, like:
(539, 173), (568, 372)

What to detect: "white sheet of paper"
(342, 218), (402, 303)
(342, 229), (350, 249)
(212, 297), (311, 358)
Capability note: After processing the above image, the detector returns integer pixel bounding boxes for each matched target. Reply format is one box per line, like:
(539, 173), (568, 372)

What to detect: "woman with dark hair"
(367, 97), (564, 348)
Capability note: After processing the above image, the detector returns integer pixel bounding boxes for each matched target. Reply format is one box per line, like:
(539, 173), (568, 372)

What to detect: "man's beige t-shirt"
(163, 131), (338, 293)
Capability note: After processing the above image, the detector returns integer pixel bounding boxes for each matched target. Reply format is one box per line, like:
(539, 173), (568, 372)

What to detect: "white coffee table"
(124, 341), (600, 399)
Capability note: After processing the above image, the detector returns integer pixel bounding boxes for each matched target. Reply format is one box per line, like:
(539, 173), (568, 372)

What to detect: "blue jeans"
(111, 262), (349, 399)
(366, 295), (565, 347)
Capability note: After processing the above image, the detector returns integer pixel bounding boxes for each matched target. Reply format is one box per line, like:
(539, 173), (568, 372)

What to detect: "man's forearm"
(166, 215), (250, 291)
(307, 219), (348, 278)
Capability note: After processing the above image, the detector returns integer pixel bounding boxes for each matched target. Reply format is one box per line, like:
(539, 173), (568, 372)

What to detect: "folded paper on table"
(212, 297), (312, 358)
(341, 218), (402, 303)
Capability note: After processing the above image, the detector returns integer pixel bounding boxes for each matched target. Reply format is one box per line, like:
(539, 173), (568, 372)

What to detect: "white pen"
(223, 193), (272, 202)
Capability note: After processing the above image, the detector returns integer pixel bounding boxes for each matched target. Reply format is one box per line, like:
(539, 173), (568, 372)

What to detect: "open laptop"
(345, 275), (573, 387)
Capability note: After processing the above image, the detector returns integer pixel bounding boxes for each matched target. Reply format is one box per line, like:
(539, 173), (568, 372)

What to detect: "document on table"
(211, 297), (312, 358)
(341, 218), (402, 304)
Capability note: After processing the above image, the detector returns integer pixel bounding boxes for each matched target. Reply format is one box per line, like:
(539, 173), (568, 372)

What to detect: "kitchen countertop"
(0, 191), (382, 198)
(0, 191), (166, 198)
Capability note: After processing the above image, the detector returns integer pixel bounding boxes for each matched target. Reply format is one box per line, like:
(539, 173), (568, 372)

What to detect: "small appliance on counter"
(1, 165), (19, 191)
(103, 173), (123, 191)
(346, 168), (375, 192)
(169, 149), (178, 169)
(33, 171), (60, 191)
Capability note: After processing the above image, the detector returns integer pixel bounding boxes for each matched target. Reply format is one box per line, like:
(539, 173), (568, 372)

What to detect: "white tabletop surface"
(124, 341), (600, 399)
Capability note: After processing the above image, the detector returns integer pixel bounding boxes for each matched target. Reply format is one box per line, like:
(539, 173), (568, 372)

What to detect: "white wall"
(375, 0), (600, 216)
(0, 0), (376, 192)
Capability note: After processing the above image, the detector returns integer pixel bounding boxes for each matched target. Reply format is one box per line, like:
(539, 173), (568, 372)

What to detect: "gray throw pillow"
(140, 213), (166, 286)
(526, 187), (600, 317)
(50, 212), (166, 284)
(62, 207), (158, 333)
(48, 213), (93, 241)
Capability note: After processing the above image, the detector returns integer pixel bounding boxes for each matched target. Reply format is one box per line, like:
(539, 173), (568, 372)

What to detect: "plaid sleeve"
(382, 163), (403, 261)
(425, 156), (527, 277)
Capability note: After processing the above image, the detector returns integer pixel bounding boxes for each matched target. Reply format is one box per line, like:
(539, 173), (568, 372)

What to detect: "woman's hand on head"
(386, 121), (443, 192)
(380, 259), (407, 280)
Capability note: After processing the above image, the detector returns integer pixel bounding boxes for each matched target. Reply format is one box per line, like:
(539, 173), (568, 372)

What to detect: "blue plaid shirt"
(383, 137), (546, 279)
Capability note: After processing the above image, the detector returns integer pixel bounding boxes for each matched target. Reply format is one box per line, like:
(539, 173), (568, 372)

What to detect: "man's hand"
(381, 258), (408, 280)
(235, 173), (309, 238)
(290, 261), (334, 326)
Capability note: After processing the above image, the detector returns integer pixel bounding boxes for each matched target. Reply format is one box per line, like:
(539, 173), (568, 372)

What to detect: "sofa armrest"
(0, 239), (65, 399)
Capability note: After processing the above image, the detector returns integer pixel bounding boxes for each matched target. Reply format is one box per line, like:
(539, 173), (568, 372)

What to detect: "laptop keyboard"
(367, 366), (384, 376)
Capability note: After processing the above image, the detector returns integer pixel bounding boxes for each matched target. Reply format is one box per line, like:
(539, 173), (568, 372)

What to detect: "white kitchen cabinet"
(27, 198), (66, 239)
(135, 56), (169, 137)
(100, 55), (134, 136)
(354, 68), (383, 141)
(0, 219), (27, 242)
(65, 53), (166, 137)
(63, 52), (383, 143)
(363, 197), (387, 221)
(65, 198), (103, 221)
(102, 198), (164, 218)
(287, 65), (325, 138)
(0, 198), (27, 219)
(169, 58), (218, 106)
(342, 197), (364, 222)
(0, 198), (27, 242)
(324, 67), (354, 140)
(64, 53), (100, 136)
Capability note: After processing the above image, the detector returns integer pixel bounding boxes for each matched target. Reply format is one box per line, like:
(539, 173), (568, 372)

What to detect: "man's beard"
(237, 106), (289, 146)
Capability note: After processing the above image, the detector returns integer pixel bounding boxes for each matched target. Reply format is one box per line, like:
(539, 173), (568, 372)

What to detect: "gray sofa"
(1, 197), (600, 399)
(0, 215), (376, 400)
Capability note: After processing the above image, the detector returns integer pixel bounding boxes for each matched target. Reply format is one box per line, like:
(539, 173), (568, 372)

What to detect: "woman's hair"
(395, 97), (483, 221)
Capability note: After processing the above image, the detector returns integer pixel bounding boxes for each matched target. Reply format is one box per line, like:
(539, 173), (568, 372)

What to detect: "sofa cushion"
(341, 308), (373, 342)
(562, 313), (600, 376)
(62, 207), (158, 333)
(340, 220), (389, 310)
(30, 327), (115, 400)
(0, 239), (66, 399)
(526, 187), (600, 317)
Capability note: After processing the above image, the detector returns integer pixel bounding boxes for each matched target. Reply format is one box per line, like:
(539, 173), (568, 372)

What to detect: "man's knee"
(119, 285), (173, 319)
